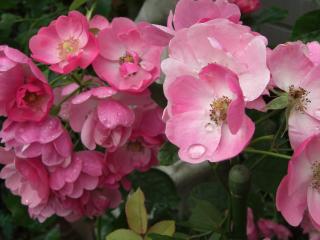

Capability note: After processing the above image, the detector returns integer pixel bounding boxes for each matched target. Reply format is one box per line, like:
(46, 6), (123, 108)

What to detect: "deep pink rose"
(0, 117), (72, 168)
(93, 17), (163, 92)
(0, 45), (53, 122)
(229, 0), (260, 13)
(69, 86), (135, 151)
(257, 219), (292, 240)
(29, 11), (98, 74)
(0, 150), (50, 209)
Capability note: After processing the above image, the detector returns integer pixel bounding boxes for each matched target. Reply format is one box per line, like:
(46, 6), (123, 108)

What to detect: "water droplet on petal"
(205, 123), (215, 132)
(188, 144), (206, 159)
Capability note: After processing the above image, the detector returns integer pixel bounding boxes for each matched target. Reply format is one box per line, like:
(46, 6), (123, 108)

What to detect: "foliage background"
(1, 0), (320, 239)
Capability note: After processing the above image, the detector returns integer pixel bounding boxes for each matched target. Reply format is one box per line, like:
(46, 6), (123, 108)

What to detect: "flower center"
(24, 92), (38, 103)
(119, 52), (140, 78)
(119, 54), (135, 64)
(288, 85), (310, 112)
(127, 141), (144, 152)
(312, 161), (320, 192)
(58, 38), (79, 60)
(209, 96), (231, 125)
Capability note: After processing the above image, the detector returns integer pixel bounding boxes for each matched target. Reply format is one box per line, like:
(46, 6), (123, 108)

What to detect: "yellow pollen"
(58, 38), (79, 60)
(119, 54), (134, 64)
(288, 85), (311, 112)
(127, 141), (144, 152)
(312, 161), (320, 191)
(209, 96), (231, 125)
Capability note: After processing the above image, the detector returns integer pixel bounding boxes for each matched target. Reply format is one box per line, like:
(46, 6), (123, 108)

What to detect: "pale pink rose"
(89, 15), (110, 33)
(276, 134), (320, 227)
(165, 64), (254, 163)
(162, 18), (269, 103)
(268, 42), (320, 149)
(0, 152), (50, 209)
(92, 17), (163, 92)
(172, 0), (240, 30)
(257, 219), (292, 240)
(0, 45), (53, 122)
(29, 11), (98, 74)
(229, 0), (260, 13)
(247, 208), (259, 240)
(0, 117), (72, 168)
(140, 0), (241, 46)
(69, 86), (135, 151)
(307, 41), (320, 65)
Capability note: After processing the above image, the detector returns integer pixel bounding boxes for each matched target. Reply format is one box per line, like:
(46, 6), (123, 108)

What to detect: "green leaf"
(188, 199), (223, 232)
(106, 229), (143, 240)
(245, 156), (288, 194)
(292, 10), (320, 42)
(158, 142), (179, 166)
(69, 0), (88, 10)
(209, 233), (223, 240)
(149, 83), (167, 108)
(266, 95), (289, 110)
(188, 181), (229, 212)
(130, 169), (179, 220)
(145, 221), (175, 240)
(254, 7), (288, 26)
(125, 188), (148, 234)
(148, 233), (184, 240)
(95, 0), (112, 17)
(44, 227), (60, 240)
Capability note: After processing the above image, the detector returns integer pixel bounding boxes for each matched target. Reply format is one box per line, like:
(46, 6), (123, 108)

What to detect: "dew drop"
(188, 144), (206, 159)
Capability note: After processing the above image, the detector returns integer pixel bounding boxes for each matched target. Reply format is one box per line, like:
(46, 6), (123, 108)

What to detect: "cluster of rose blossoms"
(0, 11), (165, 221)
(0, 0), (319, 237)
(141, 0), (320, 238)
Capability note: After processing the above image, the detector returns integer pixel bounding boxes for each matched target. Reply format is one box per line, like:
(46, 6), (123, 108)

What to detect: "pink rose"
(165, 64), (254, 163)
(92, 17), (163, 92)
(229, 0), (260, 13)
(29, 11), (98, 74)
(69, 86), (135, 151)
(140, 0), (241, 47)
(0, 45), (53, 122)
(0, 149), (50, 209)
(0, 117), (72, 168)
(162, 18), (269, 103)
(276, 134), (320, 227)
(104, 103), (165, 185)
(268, 42), (320, 149)
(89, 15), (110, 33)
